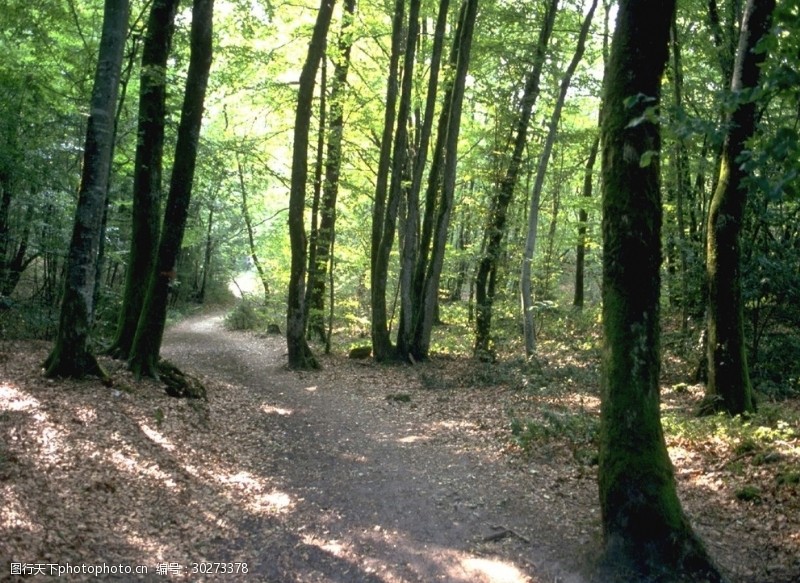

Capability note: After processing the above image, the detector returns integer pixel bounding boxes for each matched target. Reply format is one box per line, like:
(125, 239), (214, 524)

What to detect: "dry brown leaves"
(0, 327), (798, 583)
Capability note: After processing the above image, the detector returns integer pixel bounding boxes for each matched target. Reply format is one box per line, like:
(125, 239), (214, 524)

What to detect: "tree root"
(157, 359), (207, 400)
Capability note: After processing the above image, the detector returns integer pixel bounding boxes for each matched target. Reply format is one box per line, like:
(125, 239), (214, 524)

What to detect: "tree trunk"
(573, 134), (598, 308)
(410, 0), (478, 361)
(370, 0), (406, 362)
(286, 0), (336, 370)
(108, 0), (180, 359)
(304, 50), (326, 339)
(473, 0), (558, 361)
(238, 156), (270, 302)
(597, 1), (724, 580)
(521, 0), (596, 356)
(306, 0), (357, 343)
(128, 0), (215, 379)
(396, 0), (450, 358)
(44, 0), (128, 379)
(703, 0), (775, 416)
(669, 19), (692, 334)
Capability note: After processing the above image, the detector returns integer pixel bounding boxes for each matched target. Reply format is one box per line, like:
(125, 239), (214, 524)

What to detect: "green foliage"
(509, 404), (599, 459)
(224, 300), (266, 331)
(735, 485), (762, 503)
(662, 405), (798, 450)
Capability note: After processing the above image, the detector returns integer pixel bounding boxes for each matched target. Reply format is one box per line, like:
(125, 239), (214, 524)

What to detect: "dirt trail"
(161, 314), (590, 583)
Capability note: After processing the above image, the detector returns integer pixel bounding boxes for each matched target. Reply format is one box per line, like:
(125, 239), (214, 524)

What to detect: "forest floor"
(1, 311), (799, 582)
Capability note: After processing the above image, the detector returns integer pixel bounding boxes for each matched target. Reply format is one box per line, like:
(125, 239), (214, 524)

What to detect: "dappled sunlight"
(209, 469), (296, 515)
(0, 383), (39, 412)
(459, 557), (531, 583)
(138, 422), (177, 452)
(301, 533), (351, 558)
(108, 448), (179, 490)
(0, 486), (41, 534)
(397, 434), (431, 444)
(0, 383), (72, 466)
(261, 402), (293, 416)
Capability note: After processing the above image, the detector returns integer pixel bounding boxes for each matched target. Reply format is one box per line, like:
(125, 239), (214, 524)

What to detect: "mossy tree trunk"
(704, 0), (775, 416)
(597, 1), (724, 580)
(286, 0), (335, 370)
(44, 0), (128, 379)
(108, 0), (180, 359)
(128, 0), (214, 379)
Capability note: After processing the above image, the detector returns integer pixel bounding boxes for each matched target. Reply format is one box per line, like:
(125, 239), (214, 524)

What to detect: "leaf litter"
(0, 314), (797, 582)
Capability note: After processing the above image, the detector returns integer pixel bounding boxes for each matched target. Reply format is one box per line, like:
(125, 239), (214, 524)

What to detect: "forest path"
(161, 313), (590, 583)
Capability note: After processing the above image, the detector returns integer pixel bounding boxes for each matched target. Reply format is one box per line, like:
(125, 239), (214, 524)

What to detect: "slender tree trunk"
(573, 134), (598, 308)
(306, 0), (357, 343)
(396, 0), (450, 357)
(473, 0), (558, 360)
(370, 0), (406, 362)
(197, 204), (214, 303)
(304, 51), (327, 338)
(108, 0), (180, 359)
(44, 0), (129, 379)
(410, 0), (478, 360)
(238, 156), (270, 302)
(597, 1), (724, 580)
(703, 0), (775, 416)
(521, 0), (596, 356)
(93, 28), (140, 325)
(286, 0), (336, 370)
(128, 0), (215, 379)
(670, 19), (692, 334)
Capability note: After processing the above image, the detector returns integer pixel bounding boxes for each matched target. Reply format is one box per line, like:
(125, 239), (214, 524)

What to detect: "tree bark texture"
(44, 0), (129, 379)
(597, 0), (724, 580)
(704, 0), (775, 415)
(286, 0), (336, 370)
(128, 0), (215, 379)
(108, 0), (180, 359)
(473, 0), (558, 360)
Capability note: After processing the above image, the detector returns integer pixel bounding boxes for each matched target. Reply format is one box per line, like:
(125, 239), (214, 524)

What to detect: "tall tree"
(286, 0), (336, 370)
(703, 0), (776, 415)
(521, 0), (597, 356)
(370, 0), (407, 362)
(473, 0), (558, 361)
(405, 0), (478, 361)
(597, 0), (724, 580)
(306, 0), (358, 344)
(397, 0), (451, 359)
(44, 0), (129, 379)
(107, 0), (181, 359)
(128, 0), (215, 378)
